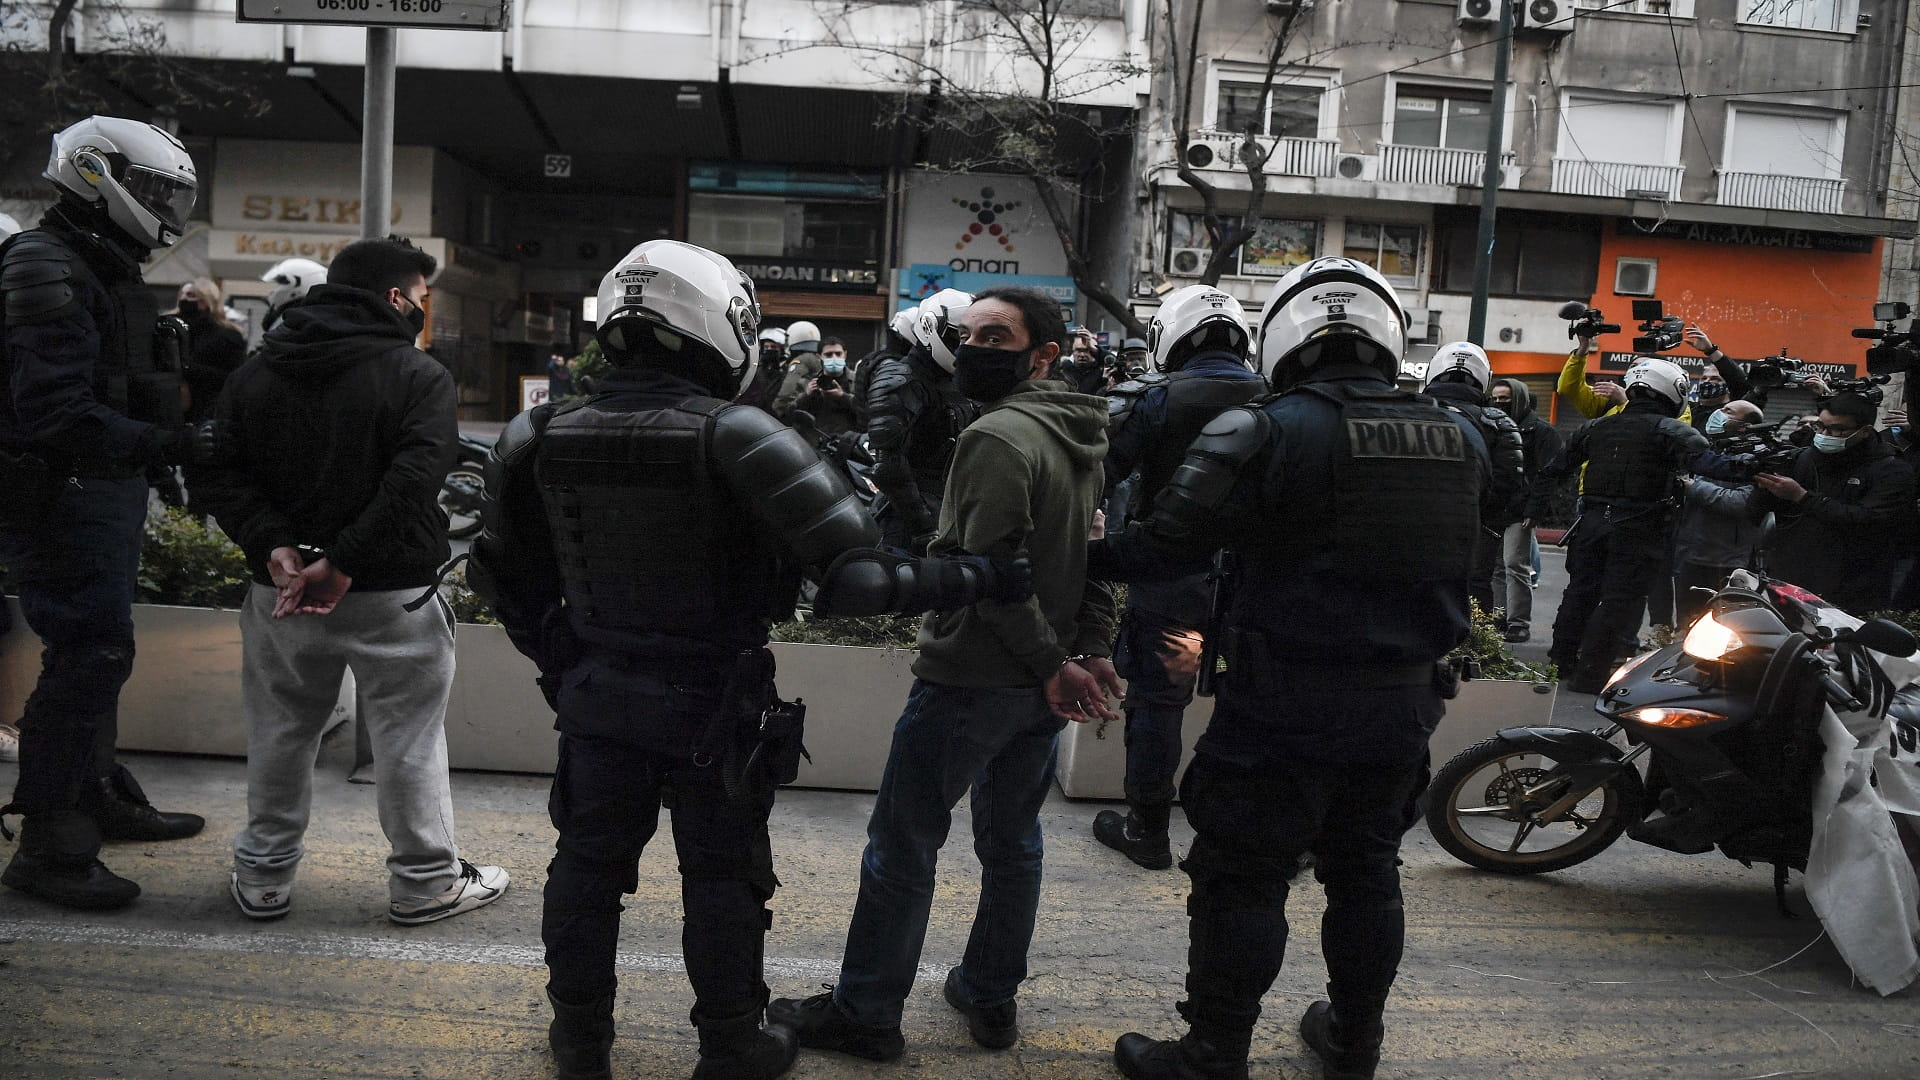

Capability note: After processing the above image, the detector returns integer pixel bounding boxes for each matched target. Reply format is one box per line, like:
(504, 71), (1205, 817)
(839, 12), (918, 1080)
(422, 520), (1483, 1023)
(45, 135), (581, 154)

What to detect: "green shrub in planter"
(1447, 599), (1552, 683)
(770, 613), (920, 649)
(441, 566), (499, 625)
(138, 507), (250, 609)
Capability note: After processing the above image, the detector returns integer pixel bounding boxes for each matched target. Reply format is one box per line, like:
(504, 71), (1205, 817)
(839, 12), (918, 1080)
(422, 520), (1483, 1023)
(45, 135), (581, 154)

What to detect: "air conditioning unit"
(1457, 0), (1496, 26)
(1517, 0), (1574, 35)
(1169, 247), (1211, 276)
(1405, 309), (1442, 344)
(1184, 142), (1219, 170)
(1333, 153), (1379, 181)
(1615, 258), (1658, 297)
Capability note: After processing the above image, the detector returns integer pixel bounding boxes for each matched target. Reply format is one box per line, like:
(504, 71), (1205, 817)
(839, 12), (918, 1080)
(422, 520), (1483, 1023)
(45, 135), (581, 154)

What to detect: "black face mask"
(952, 343), (1031, 402)
(177, 300), (202, 319)
(401, 296), (427, 337)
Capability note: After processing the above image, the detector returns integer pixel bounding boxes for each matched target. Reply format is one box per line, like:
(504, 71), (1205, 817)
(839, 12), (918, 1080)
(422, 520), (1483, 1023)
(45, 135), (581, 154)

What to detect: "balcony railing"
(1193, 129), (1339, 179)
(1551, 159), (1684, 199)
(1717, 171), (1846, 215)
(1380, 144), (1518, 187)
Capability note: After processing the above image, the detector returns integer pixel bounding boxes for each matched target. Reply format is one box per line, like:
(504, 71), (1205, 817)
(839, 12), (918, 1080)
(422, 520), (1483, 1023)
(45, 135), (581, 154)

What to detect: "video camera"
(1709, 424), (1802, 480)
(1628, 300), (1685, 354)
(1850, 301), (1919, 379)
(1749, 349), (1812, 390)
(1557, 300), (1621, 339)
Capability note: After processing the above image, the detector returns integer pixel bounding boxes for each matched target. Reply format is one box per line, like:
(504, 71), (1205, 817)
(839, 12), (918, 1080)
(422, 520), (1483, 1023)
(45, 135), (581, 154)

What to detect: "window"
(1436, 211), (1600, 299)
(1557, 95), (1681, 166)
(688, 194), (884, 262)
(1214, 80), (1322, 139)
(689, 195), (784, 256)
(1614, 257), (1658, 297)
(1575, 0), (1696, 16)
(1344, 222), (1423, 286)
(1167, 211), (1319, 277)
(1724, 107), (1842, 178)
(1392, 89), (1492, 151)
(1737, 0), (1853, 33)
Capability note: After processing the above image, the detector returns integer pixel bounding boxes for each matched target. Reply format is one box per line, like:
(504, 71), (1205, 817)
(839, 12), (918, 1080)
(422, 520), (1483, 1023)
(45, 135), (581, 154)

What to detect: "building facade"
(1142, 0), (1915, 419)
(1, 0), (1150, 419)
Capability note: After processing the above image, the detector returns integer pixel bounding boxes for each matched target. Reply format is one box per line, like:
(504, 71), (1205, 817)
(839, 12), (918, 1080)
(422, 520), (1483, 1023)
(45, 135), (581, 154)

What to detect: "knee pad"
(1317, 862), (1404, 913)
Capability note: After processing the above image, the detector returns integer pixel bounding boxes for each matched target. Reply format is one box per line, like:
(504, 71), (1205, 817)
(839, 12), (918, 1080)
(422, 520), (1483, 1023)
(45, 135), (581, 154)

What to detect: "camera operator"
(1060, 327), (1112, 395)
(797, 338), (858, 436)
(1673, 400), (1767, 627)
(1548, 358), (1712, 694)
(1746, 390), (1917, 615)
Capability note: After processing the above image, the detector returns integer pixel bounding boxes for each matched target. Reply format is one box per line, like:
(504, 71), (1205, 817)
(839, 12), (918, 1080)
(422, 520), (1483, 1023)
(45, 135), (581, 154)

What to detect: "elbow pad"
(712, 406), (881, 565)
(814, 547), (1031, 617)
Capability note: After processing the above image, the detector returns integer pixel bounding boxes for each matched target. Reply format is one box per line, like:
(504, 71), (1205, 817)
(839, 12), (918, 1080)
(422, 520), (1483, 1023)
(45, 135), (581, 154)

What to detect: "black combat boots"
(82, 764), (205, 842)
(0, 810), (141, 910)
(546, 990), (615, 1080)
(1112, 1030), (1250, 1080)
(689, 1004), (798, 1080)
(1093, 801), (1173, 870)
(1299, 1000), (1384, 1080)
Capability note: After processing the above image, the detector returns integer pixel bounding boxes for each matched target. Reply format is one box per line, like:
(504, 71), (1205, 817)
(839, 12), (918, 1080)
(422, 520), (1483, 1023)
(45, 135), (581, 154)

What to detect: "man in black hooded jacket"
(1489, 378), (1565, 643)
(192, 236), (511, 927)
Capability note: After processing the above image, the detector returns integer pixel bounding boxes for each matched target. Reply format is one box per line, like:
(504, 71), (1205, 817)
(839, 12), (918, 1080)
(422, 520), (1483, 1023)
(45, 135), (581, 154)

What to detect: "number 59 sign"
(237, 1), (510, 32)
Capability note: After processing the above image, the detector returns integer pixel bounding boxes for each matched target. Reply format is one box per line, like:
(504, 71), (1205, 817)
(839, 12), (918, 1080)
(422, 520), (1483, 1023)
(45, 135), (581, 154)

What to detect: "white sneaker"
(0, 722), (18, 763)
(230, 872), (293, 920)
(388, 859), (508, 925)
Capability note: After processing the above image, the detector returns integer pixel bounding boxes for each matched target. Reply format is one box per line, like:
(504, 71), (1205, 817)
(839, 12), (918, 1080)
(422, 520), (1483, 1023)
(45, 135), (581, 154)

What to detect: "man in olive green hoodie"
(771, 287), (1119, 1060)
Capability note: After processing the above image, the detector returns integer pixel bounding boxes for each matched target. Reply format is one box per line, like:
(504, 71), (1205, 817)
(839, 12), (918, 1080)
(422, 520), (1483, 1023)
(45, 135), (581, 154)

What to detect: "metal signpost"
(237, 2), (509, 240)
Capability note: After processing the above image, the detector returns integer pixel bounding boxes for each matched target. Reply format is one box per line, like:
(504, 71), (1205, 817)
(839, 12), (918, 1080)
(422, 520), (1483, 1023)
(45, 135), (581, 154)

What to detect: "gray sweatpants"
(1495, 521), (1535, 631)
(233, 583), (463, 902)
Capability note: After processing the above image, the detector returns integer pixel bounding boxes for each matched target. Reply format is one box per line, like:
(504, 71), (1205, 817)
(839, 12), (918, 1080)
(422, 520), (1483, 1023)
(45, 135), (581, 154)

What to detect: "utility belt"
(693, 647), (809, 802)
(1220, 627), (1464, 698)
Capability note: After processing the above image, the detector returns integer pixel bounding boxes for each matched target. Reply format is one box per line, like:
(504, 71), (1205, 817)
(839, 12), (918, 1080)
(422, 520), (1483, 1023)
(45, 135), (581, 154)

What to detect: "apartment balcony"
(1379, 144), (1518, 187)
(1551, 159), (1685, 200)
(1717, 171), (1847, 215)
(1188, 129), (1339, 179)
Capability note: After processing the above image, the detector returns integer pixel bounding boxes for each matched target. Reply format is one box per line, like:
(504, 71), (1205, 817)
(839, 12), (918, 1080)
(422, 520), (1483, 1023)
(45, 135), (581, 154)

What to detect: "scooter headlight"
(1622, 706), (1728, 729)
(1681, 611), (1743, 662)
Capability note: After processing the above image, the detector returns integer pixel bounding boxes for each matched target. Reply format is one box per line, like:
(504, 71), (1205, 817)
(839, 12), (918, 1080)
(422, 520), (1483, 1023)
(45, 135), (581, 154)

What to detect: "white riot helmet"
(45, 116), (198, 250)
(1149, 285), (1252, 373)
(786, 320), (822, 355)
(0, 212), (19, 242)
(890, 304), (922, 346)
(1425, 341), (1492, 395)
(1256, 256), (1409, 388)
(1623, 357), (1691, 408)
(916, 288), (974, 371)
(594, 240), (761, 396)
(261, 257), (327, 314)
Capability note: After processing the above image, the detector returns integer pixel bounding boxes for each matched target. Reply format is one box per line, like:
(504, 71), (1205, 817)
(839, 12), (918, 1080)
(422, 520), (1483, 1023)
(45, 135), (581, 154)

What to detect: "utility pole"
(360, 28), (396, 241)
(1466, 1), (1514, 345)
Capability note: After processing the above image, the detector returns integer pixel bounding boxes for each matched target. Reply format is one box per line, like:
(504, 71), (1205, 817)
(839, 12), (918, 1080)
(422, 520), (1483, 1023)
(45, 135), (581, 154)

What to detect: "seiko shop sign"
(1600, 351), (1855, 380)
(733, 258), (879, 293)
(1616, 220), (1876, 254)
(208, 229), (448, 271)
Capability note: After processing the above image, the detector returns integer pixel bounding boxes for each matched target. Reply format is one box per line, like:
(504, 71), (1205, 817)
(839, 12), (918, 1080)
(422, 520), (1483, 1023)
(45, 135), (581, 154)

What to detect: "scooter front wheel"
(1426, 734), (1644, 874)
(439, 465), (487, 540)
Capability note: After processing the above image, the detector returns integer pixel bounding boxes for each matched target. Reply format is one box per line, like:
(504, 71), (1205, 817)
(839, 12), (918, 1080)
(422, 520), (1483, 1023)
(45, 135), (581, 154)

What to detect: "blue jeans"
(833, 679), (1066, 1027)
(1114, 610), (1204, 805)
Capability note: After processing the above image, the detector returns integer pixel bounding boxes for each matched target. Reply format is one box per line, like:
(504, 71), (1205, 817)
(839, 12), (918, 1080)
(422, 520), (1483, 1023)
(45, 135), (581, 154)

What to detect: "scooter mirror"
(1852, 618), (1918, 658)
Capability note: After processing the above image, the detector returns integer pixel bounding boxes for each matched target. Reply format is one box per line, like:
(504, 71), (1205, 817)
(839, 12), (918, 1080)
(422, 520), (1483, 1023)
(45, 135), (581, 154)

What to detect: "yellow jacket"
(1555, 350), (1690, 493)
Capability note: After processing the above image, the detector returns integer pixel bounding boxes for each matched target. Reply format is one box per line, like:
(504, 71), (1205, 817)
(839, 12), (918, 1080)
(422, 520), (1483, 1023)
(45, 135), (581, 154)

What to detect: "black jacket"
(1494, 377), (1567, 521)
(182, 315), (248, 424)
(1746, 433), (1917, 614)
(191, 284), (456, 590)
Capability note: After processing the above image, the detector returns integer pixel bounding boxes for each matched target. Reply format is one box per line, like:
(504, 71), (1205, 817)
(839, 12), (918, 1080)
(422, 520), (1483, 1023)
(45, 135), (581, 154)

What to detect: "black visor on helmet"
(118, 162), (196, 231)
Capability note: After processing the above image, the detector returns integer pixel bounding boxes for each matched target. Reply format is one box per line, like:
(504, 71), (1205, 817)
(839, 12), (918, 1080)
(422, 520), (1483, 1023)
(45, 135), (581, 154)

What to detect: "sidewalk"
(2, 732), (1915, 1079)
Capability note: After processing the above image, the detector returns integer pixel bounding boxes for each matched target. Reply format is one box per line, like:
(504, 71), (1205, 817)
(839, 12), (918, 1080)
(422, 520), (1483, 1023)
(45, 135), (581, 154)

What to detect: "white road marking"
(0, 918), (944, 981)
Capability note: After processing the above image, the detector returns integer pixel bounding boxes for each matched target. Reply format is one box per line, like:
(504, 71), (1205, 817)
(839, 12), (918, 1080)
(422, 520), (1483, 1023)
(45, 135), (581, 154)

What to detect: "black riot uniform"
(863, 343), (977, 550)
(0, 202), (210, 910)
(1095, 357), (1489, 1078)
(1092, 351), (1266, 868)
(1549, 397), (1712, 692)
(470, 358), (1020, 1079)
(1423, 378), (1528, 615)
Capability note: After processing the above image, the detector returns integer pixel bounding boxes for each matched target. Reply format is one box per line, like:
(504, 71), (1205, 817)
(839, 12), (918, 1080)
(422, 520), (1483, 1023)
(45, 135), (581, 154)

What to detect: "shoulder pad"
(1109, 373), (1168, 399)
(1, 232), (82, 322)
(490, 406), (548, 468)
(710, 400), (793, 456)
(866, 358), (916, 397)
(1191, 406), (1269, 463)
(1481, 406), (1521, 433)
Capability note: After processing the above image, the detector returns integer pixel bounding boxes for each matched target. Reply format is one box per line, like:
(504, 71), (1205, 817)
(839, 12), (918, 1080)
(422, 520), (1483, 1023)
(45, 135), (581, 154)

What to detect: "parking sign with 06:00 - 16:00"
(237, 1), (508, 32)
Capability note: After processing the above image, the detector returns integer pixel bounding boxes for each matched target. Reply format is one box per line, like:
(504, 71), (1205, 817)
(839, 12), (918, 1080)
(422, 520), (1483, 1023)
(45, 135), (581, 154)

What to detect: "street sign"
(237, 1), (509, 32)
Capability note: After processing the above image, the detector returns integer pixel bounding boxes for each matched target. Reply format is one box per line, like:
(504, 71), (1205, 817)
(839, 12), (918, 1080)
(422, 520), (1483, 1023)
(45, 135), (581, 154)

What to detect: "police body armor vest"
(1137, 369), (1267, 511)
(1582, 409), (1674, 505)
(911, 365), (976, 488)
(535, 397), (794, 655)
(1285, 381), (1482, 581)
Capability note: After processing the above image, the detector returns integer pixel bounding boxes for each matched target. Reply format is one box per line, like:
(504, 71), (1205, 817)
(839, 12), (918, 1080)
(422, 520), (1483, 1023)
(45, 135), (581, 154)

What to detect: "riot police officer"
(259, 256), (328, 333)
(1091, 285), (1266, 870)
(469, 241), (1027, 1080)
(849, 305), (918, 432)
(1421, 341), (1528, 616)
(864, 288), (978, 551)
(0, 116), (212, 911)
(1093, 257), (1489, 1080)
(1548, 357), (1711, 693)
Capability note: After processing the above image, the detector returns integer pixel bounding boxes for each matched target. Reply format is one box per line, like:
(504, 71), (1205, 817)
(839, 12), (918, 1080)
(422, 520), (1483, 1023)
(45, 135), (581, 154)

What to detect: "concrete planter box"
(1054, 678), (1558, 801)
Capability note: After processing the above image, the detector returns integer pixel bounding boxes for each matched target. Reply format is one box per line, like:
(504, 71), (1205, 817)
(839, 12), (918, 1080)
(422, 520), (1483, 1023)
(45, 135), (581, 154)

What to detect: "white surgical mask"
(1704, 410), (1730, 435)
(1812, 432), (1854, 454)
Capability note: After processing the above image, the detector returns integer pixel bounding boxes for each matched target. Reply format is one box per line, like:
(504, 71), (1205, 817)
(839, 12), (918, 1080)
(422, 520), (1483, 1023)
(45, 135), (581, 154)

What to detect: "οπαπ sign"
(237, 1), (509, 32)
